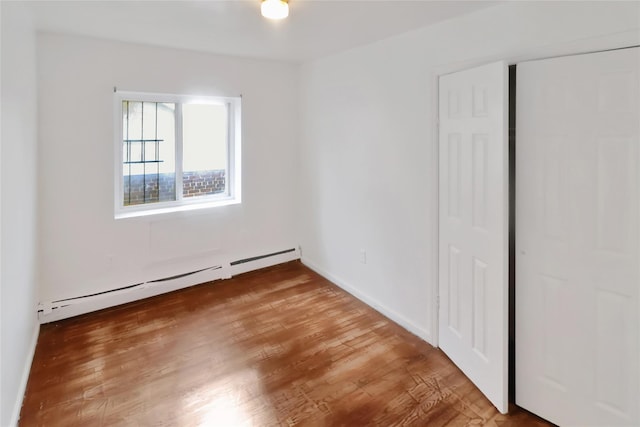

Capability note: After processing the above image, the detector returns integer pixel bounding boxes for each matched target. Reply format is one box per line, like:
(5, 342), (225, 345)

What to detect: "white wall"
(1, 2), (40, 425)
(298, 1), (640, 344)
(37, 34), (299, 304)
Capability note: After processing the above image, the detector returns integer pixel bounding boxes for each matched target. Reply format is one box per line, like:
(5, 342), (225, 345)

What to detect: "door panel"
(516, 47), (639, 426)
(438, 61), (509, 414)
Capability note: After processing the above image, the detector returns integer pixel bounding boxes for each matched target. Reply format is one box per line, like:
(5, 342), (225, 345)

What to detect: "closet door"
(439, 61), (509, 414)
(517, 47), (639, 426)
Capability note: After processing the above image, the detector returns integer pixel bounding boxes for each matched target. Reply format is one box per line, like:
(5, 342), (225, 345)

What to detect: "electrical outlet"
(359, 249), (367, 264)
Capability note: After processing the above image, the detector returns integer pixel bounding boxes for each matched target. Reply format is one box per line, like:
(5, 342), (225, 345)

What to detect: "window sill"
(115, 197), (241, 220)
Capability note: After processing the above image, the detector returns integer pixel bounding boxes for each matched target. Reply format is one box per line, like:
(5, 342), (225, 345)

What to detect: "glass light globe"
(261, 0), (289, 20)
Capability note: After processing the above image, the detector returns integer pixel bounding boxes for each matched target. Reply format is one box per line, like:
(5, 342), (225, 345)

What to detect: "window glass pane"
(181, 103), (228, 198)
(122, 101), (176, 206)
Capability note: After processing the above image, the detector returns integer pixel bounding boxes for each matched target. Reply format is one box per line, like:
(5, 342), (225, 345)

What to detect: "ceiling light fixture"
(261, 0), (289, 20)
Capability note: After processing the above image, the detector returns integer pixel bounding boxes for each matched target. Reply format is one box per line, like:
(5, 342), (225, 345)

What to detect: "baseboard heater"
(37, 247), (299, 323)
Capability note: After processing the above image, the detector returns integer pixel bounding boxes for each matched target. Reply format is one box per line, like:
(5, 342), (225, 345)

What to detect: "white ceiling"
(28, 0), (499, 63)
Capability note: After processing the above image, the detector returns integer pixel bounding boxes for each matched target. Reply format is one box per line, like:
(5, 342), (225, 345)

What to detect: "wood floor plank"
(20, 261), (550, 426)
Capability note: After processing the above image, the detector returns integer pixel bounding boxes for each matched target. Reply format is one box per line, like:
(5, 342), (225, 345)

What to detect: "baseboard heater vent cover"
(38, 247), (299, 323)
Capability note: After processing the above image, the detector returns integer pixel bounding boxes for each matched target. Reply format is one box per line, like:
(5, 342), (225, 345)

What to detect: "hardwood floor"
(20, 261), (550, 426)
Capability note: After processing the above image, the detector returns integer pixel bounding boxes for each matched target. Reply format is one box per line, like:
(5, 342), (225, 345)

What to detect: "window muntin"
(115, 92), (241, 218)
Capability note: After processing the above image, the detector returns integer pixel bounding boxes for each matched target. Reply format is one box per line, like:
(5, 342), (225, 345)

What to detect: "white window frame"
(114, 91), (242, 219)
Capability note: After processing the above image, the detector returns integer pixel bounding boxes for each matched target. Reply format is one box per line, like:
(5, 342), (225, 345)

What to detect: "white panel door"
(517, 47), (639, 426)
(438, 61), (509, 414)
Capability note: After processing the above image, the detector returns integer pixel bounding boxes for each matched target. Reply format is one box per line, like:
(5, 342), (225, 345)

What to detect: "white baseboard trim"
(39, 248), (300, 324)
(301, 257), (433, 345)
(10, 321), (39, 427)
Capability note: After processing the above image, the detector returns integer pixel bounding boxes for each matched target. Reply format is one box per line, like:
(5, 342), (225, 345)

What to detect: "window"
(114, 91), (241, 218)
